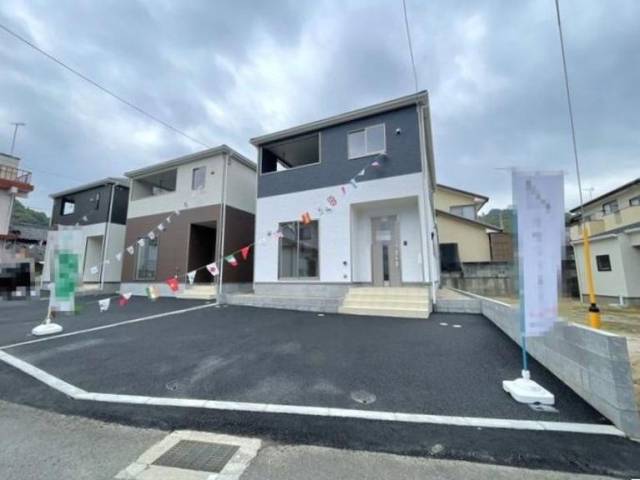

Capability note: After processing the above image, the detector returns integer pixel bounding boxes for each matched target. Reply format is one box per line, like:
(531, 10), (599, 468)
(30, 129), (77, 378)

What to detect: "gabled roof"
(50, 177), (128, 199)
(436, 209), (502, 232)
(250, 91), (429, 146)
(124, 145), (255, 178)
(569, 177), (640, 213)
(436, 183), (489, 208)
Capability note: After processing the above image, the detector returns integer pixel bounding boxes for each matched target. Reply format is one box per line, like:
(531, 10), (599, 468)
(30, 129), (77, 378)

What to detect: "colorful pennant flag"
(147, 231), (156, 241)
(115, 252), (123, 262)
(119, 292), (132, 307)
(326, 195), (337, 207)
(371, 160), (381, 167)
(187, 270), (196, 284)
(158, 223), (166, 231)
(126, 245), (135, 255)
(166, 276), (180, 292)
(146, 285), (159, 300)
(274, 230), (284, 239)
(341, 185), (347, 195)
(240, 245), (251, 260)
(301, 212), (312, 224)
(225, 254), (238, 267)
(206, 262), (219, 277)
(98, 298), (111, 312)
(90, 265), (99, 275)
(350, 178), (358, 189)
(356, 168), (366, 177)
(137, 238), (145, 247)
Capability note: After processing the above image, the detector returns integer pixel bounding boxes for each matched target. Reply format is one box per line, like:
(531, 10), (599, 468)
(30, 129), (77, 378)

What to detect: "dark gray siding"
(257, 105), (422, 198)
(110, 185), (129, 225)
(51, 184), (129, 227)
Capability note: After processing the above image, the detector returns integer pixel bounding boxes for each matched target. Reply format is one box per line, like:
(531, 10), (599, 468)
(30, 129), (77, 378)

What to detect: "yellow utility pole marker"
(581, 225), (601, 329)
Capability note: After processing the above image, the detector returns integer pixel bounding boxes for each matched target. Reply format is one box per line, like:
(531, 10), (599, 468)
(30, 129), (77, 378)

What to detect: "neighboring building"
(120, 145), (256, 298)
(569, 177), (640, 306)
(6, 223), (48, 265)
(43, 177), (129, 288)
(247, 91), (438, 318)
(0, 153), (33, 249)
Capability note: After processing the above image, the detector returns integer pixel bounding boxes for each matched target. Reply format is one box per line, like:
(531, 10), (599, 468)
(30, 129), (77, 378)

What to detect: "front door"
(371, 216), (401, 286)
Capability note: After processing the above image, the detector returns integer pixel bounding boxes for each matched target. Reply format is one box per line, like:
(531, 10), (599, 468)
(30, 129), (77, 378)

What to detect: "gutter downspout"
(216, 152), (230, 303)
(100, 183), (116, 290)
(416, 101), (436, 307)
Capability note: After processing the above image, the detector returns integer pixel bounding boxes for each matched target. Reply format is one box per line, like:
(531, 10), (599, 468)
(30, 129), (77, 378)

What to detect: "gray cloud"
(0, 0), (638, 215)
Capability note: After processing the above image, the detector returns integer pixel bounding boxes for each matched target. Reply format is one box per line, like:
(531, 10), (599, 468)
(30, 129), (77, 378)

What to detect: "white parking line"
(0, 348), (626, 438)
(0, 303), (217, 350)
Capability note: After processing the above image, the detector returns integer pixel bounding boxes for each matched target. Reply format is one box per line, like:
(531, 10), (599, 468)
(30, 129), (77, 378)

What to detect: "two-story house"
(245, 92), (438, 318)
(43, 177), (129, 289)
(120, 145), (256, 298)
(569, 177), (640, 306)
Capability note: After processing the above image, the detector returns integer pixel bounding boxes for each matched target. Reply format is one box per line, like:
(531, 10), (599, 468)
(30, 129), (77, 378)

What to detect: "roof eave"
(49, 177), (129, 199)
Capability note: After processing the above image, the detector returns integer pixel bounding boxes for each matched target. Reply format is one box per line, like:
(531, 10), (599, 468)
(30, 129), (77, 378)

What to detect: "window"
(278, 221), (319, 279)
(630, 196), (640, 207)
(61, 198), (75, 216)
(261, 134), (320, 174)
(136, 237), (159, 280)
(602, 200), (619, 215)
(192, 166), (206, 190)
(450, 205), (476, 220)
(348, 124), (386, 159)
(596, 254), (611, 272)
(94, 192), (100, 210)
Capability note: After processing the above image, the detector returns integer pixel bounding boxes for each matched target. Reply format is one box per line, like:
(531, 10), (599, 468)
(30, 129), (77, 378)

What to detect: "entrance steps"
(338, 287), (431, 319)
(176, 284), (217, 300)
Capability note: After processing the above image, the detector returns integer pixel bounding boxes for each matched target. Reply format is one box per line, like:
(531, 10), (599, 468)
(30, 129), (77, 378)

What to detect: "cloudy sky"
(1, 0), (638, 215)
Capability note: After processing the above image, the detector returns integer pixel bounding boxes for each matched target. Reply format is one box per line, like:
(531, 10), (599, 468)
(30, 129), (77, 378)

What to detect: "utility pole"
(9, 122), (26, 155)
(554, 0), (600, 328)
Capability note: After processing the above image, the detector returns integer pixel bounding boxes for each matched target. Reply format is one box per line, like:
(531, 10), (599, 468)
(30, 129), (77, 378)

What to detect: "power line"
(401, 0), (419, 93)
(0, 22), (211, 149)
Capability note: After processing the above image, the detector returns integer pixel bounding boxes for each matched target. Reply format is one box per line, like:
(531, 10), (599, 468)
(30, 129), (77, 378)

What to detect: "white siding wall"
(254, 173), (432, 284)
(573, 237), (628, 298)
(0, 190), (13, 236)
(225, 160), (257, 214)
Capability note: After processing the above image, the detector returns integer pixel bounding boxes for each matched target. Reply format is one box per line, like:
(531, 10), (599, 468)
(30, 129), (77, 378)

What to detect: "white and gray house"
(230, 91), (439, 317)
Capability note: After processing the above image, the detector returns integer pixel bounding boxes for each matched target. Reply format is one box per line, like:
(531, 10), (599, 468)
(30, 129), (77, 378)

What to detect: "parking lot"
(2, 297), (640, 477)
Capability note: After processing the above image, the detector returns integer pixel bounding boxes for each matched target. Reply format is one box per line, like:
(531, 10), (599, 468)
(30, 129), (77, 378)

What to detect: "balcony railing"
(0, 165), (33, 191)
(569, 204), (640, 241)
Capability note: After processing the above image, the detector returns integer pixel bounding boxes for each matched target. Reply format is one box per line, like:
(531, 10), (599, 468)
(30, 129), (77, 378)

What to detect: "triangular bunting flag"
(371, 160), (381, 167)
(356, 168), (366, 177)
(90, 265), (99, 275)
(137, 238), (145, 247)
(206, 262), (219, 277)
(147, 231), (156, 241)
(166, 216), (172, 224)
(174, 209), (181, 216)
(274, 230), (284, 239)
(240, 245), (251, 260)
(157, 223), (165, 231)
(187, 270), (196, 284)
(350, 178), (358, 188)
(81, 215), (88, 222)
(126, 245), (135, 255)
(341, 185), (347, 195)
(146, 285), (159, 300)
(98, 298), (111, 312)
(326, 195), (337, 207)
(119, 292), (132, 307)
(301, 212), (311, 224)
(115, 252), (123, 262)
(166, 276), (180, 293)
(225, 254), (238, 267)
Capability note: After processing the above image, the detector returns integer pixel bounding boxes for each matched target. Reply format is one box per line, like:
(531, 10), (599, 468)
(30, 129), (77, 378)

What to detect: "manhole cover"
(153, 440), (238, 473)
(529, 403), (559, 413)
(351, 390), (376, 405)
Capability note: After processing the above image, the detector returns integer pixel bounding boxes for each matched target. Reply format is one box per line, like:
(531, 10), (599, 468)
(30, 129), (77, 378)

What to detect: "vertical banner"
(48, 227), (84, 313)
(513, 171), (564, 337)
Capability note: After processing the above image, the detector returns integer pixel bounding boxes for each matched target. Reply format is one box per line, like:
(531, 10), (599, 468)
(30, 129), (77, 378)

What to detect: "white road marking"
(0, 303), (217, 350)
(0, 349), (626, 438)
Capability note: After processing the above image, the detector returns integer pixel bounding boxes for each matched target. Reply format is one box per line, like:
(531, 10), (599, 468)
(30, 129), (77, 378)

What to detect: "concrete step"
(342, 299), (429, 309)
(349, 287), (428, 295)
(176, 284), (217, 300)
(338, 306), (429, 319)
(345, 293), (429, 302)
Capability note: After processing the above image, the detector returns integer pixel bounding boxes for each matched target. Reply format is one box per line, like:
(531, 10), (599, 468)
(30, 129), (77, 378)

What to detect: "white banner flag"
(187, 270), (196, 284)
(206, 262), (219, 277)
(98, 298), (111, 312)
(513, 171), (564, 337)
(126, 246), (135, 255)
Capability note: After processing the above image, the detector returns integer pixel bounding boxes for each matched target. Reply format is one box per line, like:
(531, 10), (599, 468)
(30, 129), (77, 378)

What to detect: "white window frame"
(348, 123), (386, 160)
(449, 204), (477, 220)
(191, 166), (206, 190)
(629, 195), (640, 207)
(277, 220), (320, 280)
(602, 200), (619, 215)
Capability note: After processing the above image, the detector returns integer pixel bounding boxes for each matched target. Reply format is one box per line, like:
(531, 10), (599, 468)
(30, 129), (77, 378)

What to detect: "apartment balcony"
(569, 205), (640, 242)
(0, 165), (33, 194)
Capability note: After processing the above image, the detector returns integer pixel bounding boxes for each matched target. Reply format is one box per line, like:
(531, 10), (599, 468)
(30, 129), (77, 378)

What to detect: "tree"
(479, 208), (514, 233)
(10, 199), (50, 227)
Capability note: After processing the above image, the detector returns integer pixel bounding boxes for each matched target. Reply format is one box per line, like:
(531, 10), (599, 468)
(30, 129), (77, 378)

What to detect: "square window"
(596, 255), (611, 272)
(192, 166), (206, 190)
(61, 198), (75, 216)
(630, 196), (640, 207)
(347, 130), (366, 158)
(366, 124), (385, 153)
(602, 200), (619, 215)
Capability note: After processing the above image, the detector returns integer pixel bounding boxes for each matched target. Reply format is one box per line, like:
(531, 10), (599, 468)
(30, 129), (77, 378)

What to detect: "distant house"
(569, 177), (640, 306)
(43, 177), (130, 288)
(0, 152), (33, 251)
(7, 223), (48, 265)
(120, 146), (256, 298)
(435, 184), (510, 270)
